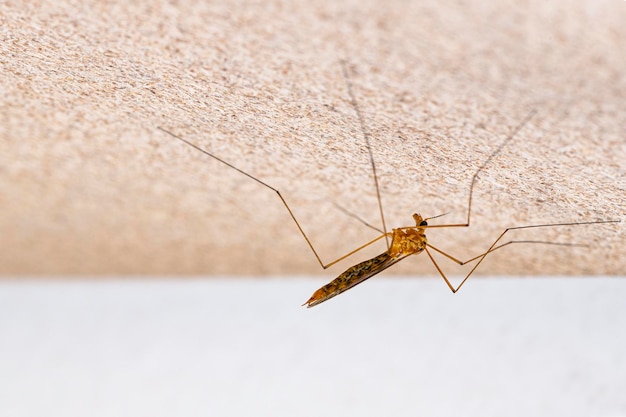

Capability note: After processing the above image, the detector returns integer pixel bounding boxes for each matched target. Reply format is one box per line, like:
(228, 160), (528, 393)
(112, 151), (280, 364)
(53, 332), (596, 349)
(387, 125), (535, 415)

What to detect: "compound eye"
(420, 220), (428, 226)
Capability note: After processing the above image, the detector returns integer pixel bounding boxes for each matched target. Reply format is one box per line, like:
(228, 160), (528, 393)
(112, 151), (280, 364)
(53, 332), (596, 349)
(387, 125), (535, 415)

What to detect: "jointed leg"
(158, 126), (393, 269)
(423, 219), (618, 293)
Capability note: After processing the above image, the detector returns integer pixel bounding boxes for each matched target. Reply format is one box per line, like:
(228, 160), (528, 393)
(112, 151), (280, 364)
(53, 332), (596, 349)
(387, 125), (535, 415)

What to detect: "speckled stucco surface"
(1, 0), (624, 275)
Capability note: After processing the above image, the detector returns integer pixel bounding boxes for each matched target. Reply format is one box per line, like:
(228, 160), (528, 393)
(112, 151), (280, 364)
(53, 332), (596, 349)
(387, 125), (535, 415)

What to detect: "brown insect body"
(303, 214), (428, 307)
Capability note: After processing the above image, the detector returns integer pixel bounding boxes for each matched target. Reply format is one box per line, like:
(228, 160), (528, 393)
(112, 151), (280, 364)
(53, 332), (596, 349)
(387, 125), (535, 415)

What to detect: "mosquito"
(158, 61), (619, 308)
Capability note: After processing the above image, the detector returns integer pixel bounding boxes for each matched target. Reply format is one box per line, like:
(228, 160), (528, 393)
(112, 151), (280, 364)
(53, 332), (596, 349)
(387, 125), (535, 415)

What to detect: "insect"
(158, 61), (619, 308)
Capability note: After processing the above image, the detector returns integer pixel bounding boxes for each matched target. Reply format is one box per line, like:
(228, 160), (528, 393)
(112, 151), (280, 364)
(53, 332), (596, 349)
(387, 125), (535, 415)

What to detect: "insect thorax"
(388, 214), (427, 259)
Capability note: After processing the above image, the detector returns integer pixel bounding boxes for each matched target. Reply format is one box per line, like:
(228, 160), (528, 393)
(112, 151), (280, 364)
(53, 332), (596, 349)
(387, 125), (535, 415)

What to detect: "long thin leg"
(340, 60), (390, 249)
(157, 126), (389, 269)
(427, 240), (585, 265)
(393, 109), (538, 233)
(333, 202), (385, 234)
(337, 65), (536, 246)
(423, 219), (619, 293)
(379, 109), (539, 234)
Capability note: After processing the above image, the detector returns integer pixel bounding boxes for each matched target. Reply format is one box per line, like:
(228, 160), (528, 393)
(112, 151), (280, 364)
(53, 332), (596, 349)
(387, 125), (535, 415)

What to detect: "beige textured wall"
(1, 0), (624, 276)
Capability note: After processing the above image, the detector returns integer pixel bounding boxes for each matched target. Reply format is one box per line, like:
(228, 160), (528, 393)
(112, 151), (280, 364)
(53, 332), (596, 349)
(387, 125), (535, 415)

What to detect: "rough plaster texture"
(1, 0), (624, 276)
